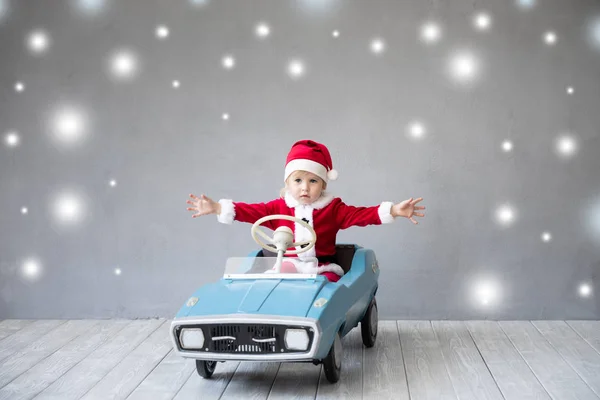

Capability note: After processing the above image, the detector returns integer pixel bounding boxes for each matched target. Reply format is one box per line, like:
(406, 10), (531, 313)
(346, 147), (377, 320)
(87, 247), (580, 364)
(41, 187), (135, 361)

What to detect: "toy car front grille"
(211, 324), (277, 353)
(176, 323), (314, 354)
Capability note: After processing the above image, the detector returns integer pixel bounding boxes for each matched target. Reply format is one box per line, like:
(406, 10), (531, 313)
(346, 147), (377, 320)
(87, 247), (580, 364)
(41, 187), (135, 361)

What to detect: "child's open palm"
(187, 194), (220, 218)
(392, 197), (426, 224)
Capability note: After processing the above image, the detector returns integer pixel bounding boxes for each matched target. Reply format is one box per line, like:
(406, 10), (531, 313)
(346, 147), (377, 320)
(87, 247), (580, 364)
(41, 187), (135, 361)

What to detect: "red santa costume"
(216, 140), (395, 281)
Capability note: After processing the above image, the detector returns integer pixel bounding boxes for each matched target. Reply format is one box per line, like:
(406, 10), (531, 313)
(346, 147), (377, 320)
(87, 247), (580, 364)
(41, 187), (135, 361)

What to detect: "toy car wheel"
(323, 332), (342, 383)
(196, 360), (217, 378)
(361, 297), (378, 348)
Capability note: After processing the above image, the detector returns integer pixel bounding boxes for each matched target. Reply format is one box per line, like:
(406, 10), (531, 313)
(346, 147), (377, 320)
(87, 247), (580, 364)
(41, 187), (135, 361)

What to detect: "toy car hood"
(179, 278), (329, 319)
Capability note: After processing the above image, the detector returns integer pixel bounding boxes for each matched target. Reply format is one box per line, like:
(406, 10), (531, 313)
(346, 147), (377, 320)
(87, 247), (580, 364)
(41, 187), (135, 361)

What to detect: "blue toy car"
(170, 214), (380, 383)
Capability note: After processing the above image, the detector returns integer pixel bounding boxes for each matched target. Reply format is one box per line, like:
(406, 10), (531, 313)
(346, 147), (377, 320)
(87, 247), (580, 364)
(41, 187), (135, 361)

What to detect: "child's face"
(286, 171), (326, 205)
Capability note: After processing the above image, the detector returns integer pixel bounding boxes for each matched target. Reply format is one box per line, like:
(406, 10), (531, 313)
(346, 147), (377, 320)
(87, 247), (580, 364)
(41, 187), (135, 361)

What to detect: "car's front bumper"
(171, 314), (322, 362)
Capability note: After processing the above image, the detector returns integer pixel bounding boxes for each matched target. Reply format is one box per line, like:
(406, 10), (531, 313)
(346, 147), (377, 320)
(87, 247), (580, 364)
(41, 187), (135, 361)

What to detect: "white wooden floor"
(1, 320), (600, 400)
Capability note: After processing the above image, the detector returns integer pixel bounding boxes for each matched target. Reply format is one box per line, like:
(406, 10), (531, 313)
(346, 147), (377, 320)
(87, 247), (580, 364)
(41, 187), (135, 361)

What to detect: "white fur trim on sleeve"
(378, 201), (394, 224)
(217, 199), (235, 224)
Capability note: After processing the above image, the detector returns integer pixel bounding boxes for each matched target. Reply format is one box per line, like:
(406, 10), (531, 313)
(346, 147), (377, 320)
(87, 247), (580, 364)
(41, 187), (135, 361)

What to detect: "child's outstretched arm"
(390, 197), (425, 225)
(391, 197), (426, 225)
(187, 194), (221, 217)
(186, 193), (279, 229)
(336, 197), (426, 229)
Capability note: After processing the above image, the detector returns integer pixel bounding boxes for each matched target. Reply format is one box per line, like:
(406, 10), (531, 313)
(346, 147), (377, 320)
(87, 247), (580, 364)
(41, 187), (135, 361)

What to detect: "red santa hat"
(284, 139), (338, 183)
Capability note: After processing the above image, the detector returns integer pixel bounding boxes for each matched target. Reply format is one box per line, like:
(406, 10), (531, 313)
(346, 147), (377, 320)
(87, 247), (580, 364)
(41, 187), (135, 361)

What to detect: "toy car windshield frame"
(222, 256), (318, 280)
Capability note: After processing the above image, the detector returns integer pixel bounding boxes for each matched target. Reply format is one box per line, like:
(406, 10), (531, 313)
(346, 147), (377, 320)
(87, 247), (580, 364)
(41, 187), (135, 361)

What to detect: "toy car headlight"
(284, 328), (309, 351)
(180, 328), (205, 349)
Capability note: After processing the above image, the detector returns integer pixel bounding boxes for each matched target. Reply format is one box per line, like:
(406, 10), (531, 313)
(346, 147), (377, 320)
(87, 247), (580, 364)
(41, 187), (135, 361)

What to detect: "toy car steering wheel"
(251, 214), (317, 255)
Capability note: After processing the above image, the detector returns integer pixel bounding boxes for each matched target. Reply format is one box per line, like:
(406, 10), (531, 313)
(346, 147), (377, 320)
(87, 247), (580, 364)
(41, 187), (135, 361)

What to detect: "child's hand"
(391, 197), (425, 224)
(187, 194), (221, 218)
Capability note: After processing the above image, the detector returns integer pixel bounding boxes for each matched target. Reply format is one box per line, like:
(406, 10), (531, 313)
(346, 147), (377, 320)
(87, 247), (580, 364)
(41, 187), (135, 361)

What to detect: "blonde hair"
(279, 170), (327, 198)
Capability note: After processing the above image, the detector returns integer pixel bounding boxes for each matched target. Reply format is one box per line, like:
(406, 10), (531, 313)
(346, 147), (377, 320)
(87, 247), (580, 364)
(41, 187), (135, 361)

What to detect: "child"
(187, 139), (425, 282)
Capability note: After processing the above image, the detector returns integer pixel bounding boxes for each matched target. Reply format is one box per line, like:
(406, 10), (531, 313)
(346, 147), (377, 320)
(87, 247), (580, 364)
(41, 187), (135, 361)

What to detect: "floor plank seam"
(127, 347), (174, 399)
(0, 320), (70, 365)
(533, 321), (600, 399)
(565, 321), (600, 357)
(172, 360), (193, 400)
(217, 360), (241, 400)
(430, 321), (460, 400)
(315, 362), (323, 400)
(18, 320), (132, 399)
(497, 321), (553, 399)
(167, 363), (194, 400)
(360, 338), (364, 400)
(311, 365), (321, 400)
(464, 321), (507, 400)
(47, 320), (133, 399)
(395, 321), (412, 400)
(75, 320), (166, 400)
(0, 321), (30, 343)
(265, 362), (282, 399)
(0, 320), (100, 391)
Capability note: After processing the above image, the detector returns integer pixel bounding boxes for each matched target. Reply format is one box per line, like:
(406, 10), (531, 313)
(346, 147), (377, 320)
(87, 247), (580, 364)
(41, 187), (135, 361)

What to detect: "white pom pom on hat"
(327, 169), (338, 181)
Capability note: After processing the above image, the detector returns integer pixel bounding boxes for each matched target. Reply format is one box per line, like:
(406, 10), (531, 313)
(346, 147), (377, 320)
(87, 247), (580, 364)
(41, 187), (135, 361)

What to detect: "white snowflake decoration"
(255, 23), (270, 38)
(579, 283), (592, 297)
(541, 232), (552, 242)
(448, 51), (480, 84)
(370, 38), (386, 54)
(51, 106), (88, 145)
(222, 55), (235, 69)
(544, 31), (557, 45)
(406, 121), (426, 140)
(495, 204), (516, 227)
(473, 13), (492, 31)
(554, 134), (578, 158)
(4, 131), (20, 147)
(26, 30), (50, 54)
(156, 25), (169, 39)
(51, 190), (87, 225)
(287, 60), (305, 79)
(109, 49), (139, 80)
(420, 22), (441, 44)
(22, 258), (42, 280)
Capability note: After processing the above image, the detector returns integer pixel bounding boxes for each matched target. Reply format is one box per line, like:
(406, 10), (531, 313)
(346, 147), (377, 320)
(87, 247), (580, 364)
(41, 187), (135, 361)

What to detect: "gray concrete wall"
(1, 0), (599, 319)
